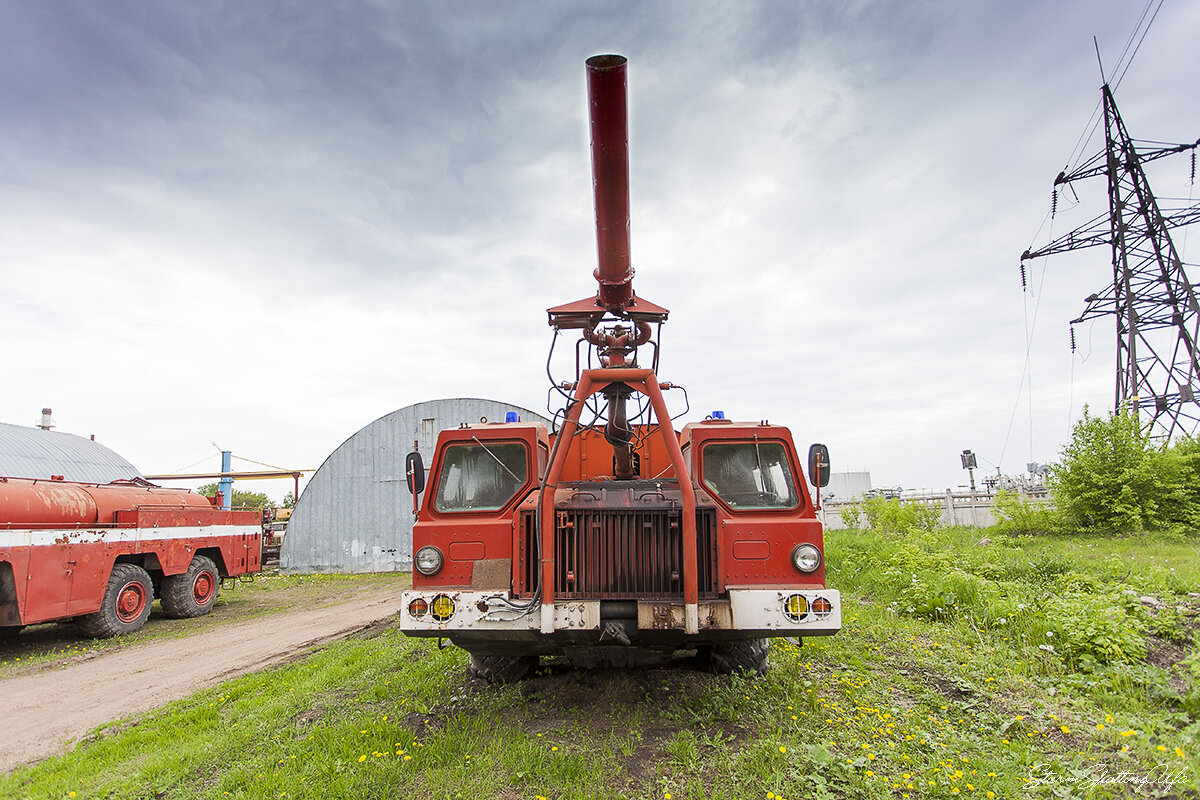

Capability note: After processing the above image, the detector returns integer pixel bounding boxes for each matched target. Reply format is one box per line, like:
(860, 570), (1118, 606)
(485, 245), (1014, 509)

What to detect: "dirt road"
(0, 585), (408, 773)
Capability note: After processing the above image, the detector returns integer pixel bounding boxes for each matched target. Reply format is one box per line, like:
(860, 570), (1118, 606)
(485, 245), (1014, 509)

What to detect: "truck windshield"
(432, 441), (529, 512)
(702, 441), (800, 510)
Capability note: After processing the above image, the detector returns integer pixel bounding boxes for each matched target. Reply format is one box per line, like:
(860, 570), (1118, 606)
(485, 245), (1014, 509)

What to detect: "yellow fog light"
(408, 597), (429, 618)
(783, 594), (808, 622)
(812, 596), (833, 618)
(430, 594), (455, 622)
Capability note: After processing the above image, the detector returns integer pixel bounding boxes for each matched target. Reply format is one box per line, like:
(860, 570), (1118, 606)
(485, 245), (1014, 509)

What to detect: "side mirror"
(405, 452), (426, 495)
(807, 443), (830, 488)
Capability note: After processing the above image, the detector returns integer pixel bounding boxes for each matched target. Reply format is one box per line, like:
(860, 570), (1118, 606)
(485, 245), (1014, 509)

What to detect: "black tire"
(707, 638), (770, 675)
(159, 555), (220, 619)
(78, 564), (154, 638)
(468, 654), (537, 684)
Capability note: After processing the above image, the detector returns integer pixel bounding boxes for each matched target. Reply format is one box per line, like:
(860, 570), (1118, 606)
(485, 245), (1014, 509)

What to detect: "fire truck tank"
(0, 477), (212, 527)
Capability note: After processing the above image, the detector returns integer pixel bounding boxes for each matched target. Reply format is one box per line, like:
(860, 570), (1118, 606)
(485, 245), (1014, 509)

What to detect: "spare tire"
(706, 638), (770, 675)
(468, 654), (538, 684)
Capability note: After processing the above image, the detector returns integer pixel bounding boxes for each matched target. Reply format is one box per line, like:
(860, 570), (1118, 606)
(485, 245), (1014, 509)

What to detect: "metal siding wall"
(281, 399), (551, 574)
(0, 422), (142, 483)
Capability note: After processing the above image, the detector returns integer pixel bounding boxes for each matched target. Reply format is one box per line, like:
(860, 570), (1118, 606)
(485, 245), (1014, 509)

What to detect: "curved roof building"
(0, 422), (142, 483)
(282, 398), (551, 574)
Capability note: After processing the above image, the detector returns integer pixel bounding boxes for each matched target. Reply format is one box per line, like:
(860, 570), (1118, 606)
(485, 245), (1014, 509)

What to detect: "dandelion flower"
(1176, 748), (1185, 758)
(357, 755), (367, 763)
(779, 746), (787, 754)
(1060, 726), (1070, 734)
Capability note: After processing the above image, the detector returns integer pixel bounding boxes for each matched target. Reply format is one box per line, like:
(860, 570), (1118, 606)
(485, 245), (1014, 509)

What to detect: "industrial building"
(0, 421), (142, 483)
(282, 398), (551, 574)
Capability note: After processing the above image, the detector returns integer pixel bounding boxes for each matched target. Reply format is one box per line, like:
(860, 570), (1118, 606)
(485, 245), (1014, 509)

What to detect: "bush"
(991, 489), (1063, 534)
(860, 496), (941, 533)
(1049, 406), (1200, 532)
(1046, 593), (1147, 664)
(838, 504), (862, 529)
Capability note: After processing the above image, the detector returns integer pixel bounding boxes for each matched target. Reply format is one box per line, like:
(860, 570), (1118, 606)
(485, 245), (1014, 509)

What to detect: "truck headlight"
(791, 543), (822, 573)
(414, 546), (444, 576)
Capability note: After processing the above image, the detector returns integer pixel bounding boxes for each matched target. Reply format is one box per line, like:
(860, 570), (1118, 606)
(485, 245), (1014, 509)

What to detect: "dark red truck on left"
(0, 476), (261, 637)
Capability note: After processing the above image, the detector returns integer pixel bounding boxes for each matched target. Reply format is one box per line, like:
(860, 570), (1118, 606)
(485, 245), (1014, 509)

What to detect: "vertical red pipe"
(639, 377), (699, 621)
(586, 54), (634, 312)
(540, 372), (594, 632)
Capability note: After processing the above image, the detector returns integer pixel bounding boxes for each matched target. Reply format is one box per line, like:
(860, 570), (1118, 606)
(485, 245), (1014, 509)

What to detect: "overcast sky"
(3, 0), (1199, 498)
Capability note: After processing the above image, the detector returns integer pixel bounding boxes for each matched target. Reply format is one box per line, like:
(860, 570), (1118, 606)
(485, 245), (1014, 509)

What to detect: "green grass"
(2, 529), (1198, 799)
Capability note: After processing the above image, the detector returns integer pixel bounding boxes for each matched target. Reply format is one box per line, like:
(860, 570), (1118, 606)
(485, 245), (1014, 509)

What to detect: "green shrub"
(838, 504), (862, 529)
(860, 495), (941, 533)
(1049, 406), (1200, 532)
(991, 489), (1063, 534)
(1047, 593), (1147, 664)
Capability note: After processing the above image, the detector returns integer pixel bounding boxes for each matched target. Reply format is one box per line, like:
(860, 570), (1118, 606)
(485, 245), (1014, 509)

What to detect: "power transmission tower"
(1021, 83), (1200, 440)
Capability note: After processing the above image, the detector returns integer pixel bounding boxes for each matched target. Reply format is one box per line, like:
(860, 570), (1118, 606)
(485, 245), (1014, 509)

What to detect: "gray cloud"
(2, 0), (1197, 493)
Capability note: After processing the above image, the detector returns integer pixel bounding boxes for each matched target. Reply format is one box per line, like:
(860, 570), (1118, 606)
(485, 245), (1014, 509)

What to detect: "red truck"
(0, 476), (262, 638)
(399, 55), (840, 681)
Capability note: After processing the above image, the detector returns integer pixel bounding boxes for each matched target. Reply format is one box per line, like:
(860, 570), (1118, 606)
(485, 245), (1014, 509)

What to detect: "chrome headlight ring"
(414, 545), (444, 576)
(791, 543), (822, 573)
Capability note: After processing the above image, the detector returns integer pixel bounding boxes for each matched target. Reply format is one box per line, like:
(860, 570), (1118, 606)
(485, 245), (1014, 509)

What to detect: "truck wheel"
(78, 564), (154, 638)
(468, 654), (537, 684)
(707, 638), (770, 675)
(160, 555), (221, 619)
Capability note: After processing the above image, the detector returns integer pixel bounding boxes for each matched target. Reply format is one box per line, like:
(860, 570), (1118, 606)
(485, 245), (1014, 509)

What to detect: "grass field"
(1, 528), (1197, 799)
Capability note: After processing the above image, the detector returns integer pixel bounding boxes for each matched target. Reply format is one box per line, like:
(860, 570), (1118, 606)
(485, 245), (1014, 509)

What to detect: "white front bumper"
(399, 588), (841, 636)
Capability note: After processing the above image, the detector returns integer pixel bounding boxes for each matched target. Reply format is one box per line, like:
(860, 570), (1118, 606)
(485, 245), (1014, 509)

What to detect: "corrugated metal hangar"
(282, 398), (552, 574)
(0, 422), (142, 483)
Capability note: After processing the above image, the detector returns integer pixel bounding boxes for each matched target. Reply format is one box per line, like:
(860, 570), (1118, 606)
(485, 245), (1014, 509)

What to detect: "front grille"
(516, 506), (718, 600)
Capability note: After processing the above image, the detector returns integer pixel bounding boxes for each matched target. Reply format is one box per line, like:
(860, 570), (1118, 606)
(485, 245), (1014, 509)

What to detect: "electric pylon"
(1021, 83), (1200, 440)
